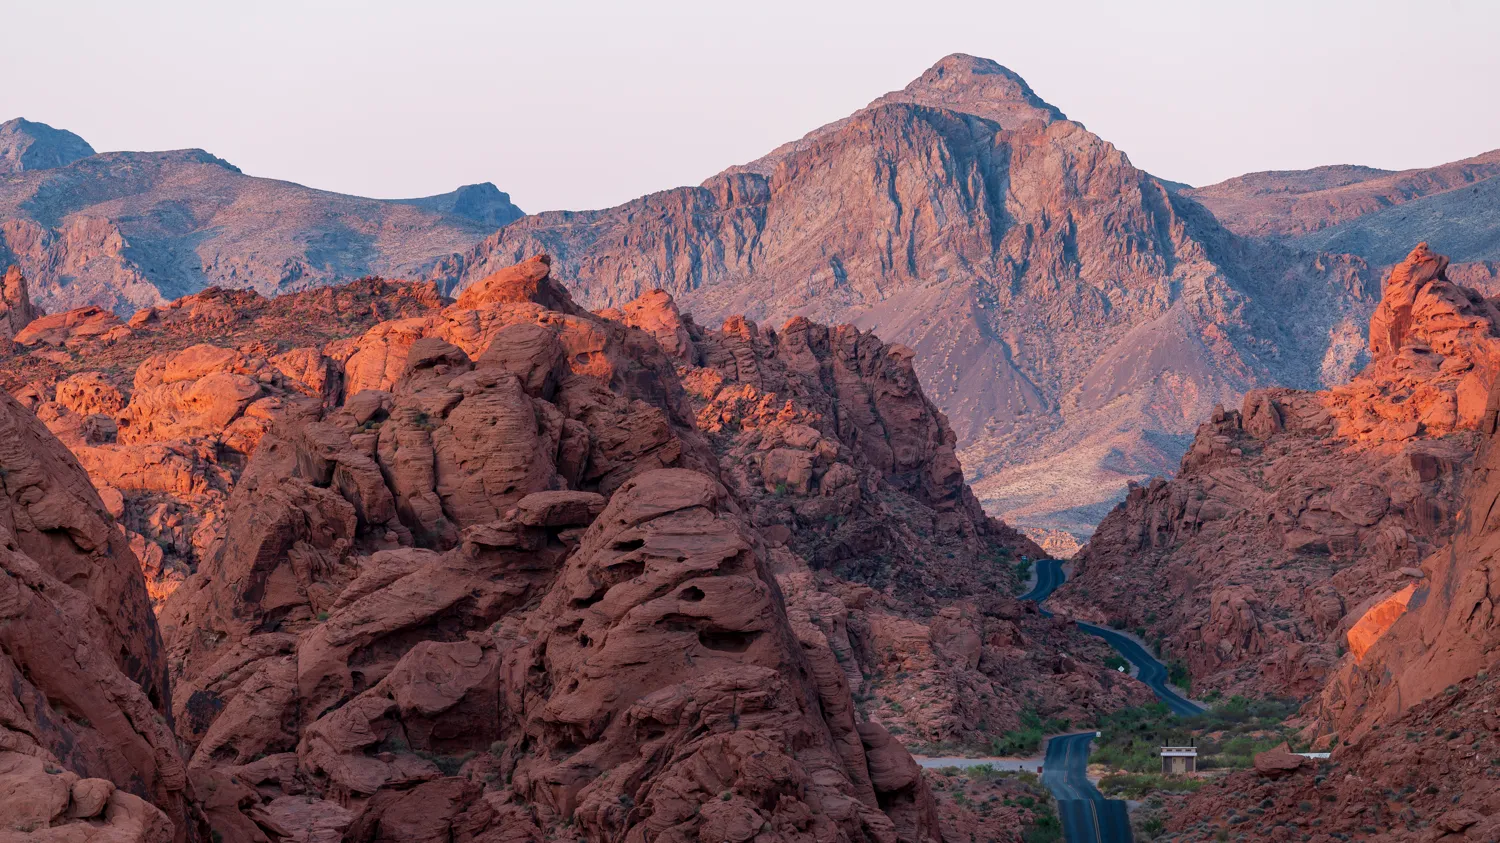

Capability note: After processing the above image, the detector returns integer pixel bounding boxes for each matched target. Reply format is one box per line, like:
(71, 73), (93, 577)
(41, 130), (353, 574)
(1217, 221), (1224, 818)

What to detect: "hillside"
(1185, 147), (1500, 240)
(1060, 244), (1500, 700)
(438, 54), (1379, 537)
(0, 119), (519, 314)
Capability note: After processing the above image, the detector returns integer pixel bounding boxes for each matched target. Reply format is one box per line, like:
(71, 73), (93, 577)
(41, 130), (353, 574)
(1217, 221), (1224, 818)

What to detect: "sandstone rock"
(0, 390), (189, 837)
(0, 266), (41, 341)
(452, 255), (574, 313)
(1252, 745), (1308, 778)
(13, 305), (125, 347)
(1065, 245), (1500, 698)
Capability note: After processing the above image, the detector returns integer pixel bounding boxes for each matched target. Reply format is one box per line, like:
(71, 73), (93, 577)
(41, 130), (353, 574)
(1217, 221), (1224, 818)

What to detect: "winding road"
(1018, 559), (1208, 842)
(1022, 559), (1205, 716)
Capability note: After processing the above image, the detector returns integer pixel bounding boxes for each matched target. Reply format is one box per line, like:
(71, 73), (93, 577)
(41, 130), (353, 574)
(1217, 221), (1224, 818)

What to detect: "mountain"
(392, 180), (525, 227)
(0, 116), (95, 174)
(1187, 148), (1500, 268)
(0, 125), (518, 315)
(437, 54), (1378, 537)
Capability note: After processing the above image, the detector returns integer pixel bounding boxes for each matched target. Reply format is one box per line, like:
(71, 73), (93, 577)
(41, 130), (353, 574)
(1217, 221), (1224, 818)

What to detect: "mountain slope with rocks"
(1184, 148), (1500, 241)
(0, 119), (519, 315)
(1060, 244), (1500, 701)
(0, 255), (1146, 841)
(438, 54), (1381, 539)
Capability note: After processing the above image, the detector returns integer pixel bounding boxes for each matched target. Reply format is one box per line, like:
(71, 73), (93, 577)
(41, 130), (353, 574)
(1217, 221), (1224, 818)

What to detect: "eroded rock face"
(0, 265), (41, 341)
(0, 389), (189, 839)
(142, 257), (1064, 842)
(624, 291), (1145, 748)
(0, 279), (443, 605)
(1062, 244), (1500, 698)
(1307, 367), (1500, 747)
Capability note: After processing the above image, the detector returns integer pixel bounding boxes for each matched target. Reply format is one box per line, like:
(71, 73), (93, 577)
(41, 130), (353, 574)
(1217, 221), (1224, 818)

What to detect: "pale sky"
(5, 0), (1497, 213)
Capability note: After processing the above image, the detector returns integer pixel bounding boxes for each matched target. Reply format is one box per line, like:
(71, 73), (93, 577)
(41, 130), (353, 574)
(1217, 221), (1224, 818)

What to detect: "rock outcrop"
(0, 388), (190, 839)
(0, 265), (40, 340)
(1, 279), (445, 604)
(1061, 244), (1500, 698)
(130, 255), (1077, 842)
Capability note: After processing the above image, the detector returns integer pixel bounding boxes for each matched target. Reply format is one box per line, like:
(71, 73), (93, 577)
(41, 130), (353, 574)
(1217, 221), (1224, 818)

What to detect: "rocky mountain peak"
(868, 53), (1067, 128)
(394, 180), (525, 228)
(0, 117), (96, 175)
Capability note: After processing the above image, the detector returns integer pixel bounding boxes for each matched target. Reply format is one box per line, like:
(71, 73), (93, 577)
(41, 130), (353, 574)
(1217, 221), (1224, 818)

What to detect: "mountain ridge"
(0, 124), (521, 315)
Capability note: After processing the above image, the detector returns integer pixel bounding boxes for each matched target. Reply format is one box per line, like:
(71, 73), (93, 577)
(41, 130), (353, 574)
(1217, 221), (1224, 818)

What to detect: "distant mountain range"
(0, 117), (520, 314)
(3, 58), (1496, 537)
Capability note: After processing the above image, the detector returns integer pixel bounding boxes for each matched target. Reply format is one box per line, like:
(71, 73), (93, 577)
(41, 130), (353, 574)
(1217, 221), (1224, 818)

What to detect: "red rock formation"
(1, 255), (1142, 841)
(146, 257), (1010, 842)
(1307, 361), (1500, 747)
(0, 388), (191, 839)
(0, 265), (41, 340)
(0, 279), (443, 604)
(1170, 669), (1500, 841)
(1062, 244), (1500, 698)
(621, 290), (1147, 746)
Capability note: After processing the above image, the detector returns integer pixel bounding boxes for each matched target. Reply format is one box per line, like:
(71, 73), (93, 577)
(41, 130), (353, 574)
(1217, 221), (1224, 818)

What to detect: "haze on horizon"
(5, 0), (1497, 213)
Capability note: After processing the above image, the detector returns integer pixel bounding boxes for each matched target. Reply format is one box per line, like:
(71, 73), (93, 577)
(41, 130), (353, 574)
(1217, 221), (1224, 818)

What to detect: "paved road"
(1019, 559), (1216, 842)
(1042, 733), (1133, 843)
(1024, 559), (1205, 716)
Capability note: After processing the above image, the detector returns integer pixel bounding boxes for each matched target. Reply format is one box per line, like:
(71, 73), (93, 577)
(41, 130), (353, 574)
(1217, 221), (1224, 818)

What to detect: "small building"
(1160, 745), (1198, 775)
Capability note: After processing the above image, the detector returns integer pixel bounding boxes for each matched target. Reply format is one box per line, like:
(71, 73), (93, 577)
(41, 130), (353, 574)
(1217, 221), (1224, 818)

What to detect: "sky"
(5, 0), (1497, 213)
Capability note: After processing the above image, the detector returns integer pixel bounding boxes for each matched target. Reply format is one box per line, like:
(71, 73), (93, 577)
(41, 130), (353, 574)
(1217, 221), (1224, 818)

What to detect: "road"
(1018, 559), (1213, 842)
(1043, 733), (1133, 843)
(1023, 559), (1205, 716)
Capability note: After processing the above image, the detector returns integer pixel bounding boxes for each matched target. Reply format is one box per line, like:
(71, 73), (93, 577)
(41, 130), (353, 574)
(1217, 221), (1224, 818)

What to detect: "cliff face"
(0, 386), (191, 839)
(1060, 244), (1500, 699)
(1, 256), (1125, 841)
(439, 55), (1378, 538)
(1311, 351), (1500, 746)
(0, 133), (518, 316)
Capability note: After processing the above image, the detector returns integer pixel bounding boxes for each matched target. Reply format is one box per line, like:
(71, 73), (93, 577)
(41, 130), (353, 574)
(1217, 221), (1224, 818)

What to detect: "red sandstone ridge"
(1, 279), (444, 604)
(0, 254), (1144, 841)
(1059, 244), (1500, 699)
(111, 254), (1067, 842)
(0, 388), (191, 839)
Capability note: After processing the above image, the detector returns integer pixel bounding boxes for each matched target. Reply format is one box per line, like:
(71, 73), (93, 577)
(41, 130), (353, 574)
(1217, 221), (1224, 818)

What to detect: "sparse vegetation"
(990, 708), (1071, 756)
(1099, 772), (1204, 799)
(1089, 697), (1302, 774)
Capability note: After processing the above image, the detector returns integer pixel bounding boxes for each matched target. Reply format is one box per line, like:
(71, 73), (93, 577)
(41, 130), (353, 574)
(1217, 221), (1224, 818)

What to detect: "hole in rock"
(698, 628), (760, 653)
(679, 586), (705, 602)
